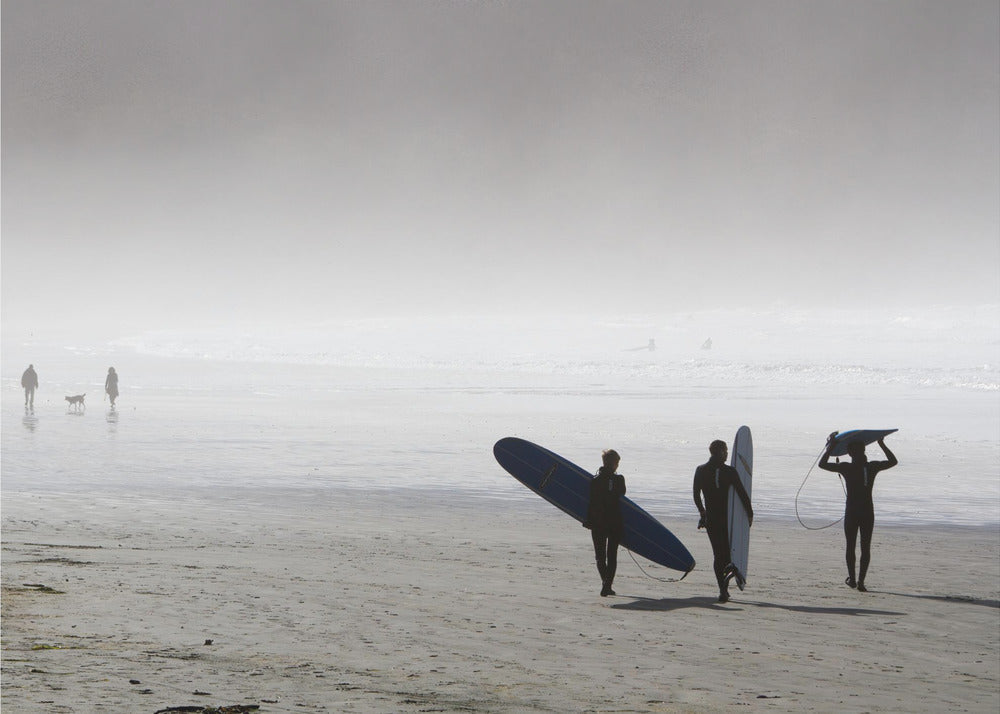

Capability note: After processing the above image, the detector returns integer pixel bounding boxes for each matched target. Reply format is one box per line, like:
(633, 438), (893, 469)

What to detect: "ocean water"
(3, 307), (998, 527)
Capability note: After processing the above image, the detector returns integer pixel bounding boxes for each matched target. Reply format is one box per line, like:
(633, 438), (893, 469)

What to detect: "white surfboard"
(727, 425), (753, 590)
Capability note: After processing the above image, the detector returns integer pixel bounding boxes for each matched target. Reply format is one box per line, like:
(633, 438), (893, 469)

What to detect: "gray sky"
(3, 0), (998, 335)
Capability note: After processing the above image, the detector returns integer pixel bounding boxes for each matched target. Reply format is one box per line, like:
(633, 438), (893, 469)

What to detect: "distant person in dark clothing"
(21, 364), (38, 410)
(693, 440), (753, 603)
(584, 449), (626, 597)
(105, 367), (119, 408)
(819, 435), (898, 592)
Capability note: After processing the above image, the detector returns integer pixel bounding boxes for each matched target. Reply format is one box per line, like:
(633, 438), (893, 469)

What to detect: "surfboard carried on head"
(826, 429), (898, 457)
(726, 425), (753, 590)
(794, 428), (898, 531)
(493, 437), (696, 574)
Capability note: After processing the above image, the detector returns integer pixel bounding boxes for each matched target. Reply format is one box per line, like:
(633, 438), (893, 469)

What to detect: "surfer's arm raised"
(818, 431), (842, 472)
(818, 447), (843, 473)
(876, 438), (898, 470)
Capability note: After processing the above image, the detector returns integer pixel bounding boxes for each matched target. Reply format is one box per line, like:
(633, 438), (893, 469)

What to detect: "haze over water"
(4, 305), (998, 528)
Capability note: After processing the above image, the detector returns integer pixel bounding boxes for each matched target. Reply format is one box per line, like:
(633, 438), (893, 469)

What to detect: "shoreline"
(3, 489), (998, 713)
(4, 483), (999, 530)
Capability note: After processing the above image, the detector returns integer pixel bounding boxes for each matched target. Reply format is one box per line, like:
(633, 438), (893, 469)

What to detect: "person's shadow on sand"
(874, 591), (999, 610)
(613, 596), (905, 617)
(611, 596), (736, 612)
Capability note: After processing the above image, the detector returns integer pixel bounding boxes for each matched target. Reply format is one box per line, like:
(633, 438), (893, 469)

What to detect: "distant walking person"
(21, 364), (38, 410)
(819, 435), (898, 592)
(693, 440), (753, 603)
(105, 367), (119, 408)
(584, 449), (626, 597)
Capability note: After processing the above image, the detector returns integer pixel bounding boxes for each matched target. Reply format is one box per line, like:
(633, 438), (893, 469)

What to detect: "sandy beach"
(3, 488), (997, 713)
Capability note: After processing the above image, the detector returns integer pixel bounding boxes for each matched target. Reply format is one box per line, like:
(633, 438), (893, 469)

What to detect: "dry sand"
(2, 490), (998, 713)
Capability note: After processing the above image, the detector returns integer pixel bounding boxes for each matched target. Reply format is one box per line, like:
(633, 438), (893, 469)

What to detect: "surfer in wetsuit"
(584, 449), (626, 597)
(693, 440), (753, 603)
(819, 436), (898, 592)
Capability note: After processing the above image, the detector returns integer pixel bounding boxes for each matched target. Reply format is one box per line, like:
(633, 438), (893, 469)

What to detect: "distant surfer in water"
(105, 367), (119, 408)
(693, 440), (753, 603)
(819, 435), (898, 592)
(584, 449), (626, 597)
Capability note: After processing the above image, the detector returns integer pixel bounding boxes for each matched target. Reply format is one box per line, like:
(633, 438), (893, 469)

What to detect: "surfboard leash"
(794, 447), (847, 531)
(624, 548), (689, 583)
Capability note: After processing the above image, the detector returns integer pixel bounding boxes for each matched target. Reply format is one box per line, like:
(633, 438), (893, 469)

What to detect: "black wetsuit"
(586, 467), (626, 591)
(821, 457), (896, 585)
(693, 460), (752, 596)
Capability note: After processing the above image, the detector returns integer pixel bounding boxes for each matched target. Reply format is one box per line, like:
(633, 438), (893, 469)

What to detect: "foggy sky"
(3, 0), (998, 335)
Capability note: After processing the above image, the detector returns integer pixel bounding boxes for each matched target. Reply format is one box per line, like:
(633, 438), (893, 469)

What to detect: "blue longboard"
(827, 429), (897, 457)
(493, 437), (696, 574)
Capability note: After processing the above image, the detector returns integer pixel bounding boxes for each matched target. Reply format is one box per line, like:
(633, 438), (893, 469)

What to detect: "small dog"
(65, 394), (86, 411)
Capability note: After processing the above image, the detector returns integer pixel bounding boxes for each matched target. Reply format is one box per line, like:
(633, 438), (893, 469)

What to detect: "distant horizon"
(3, 298), (1000, 343)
